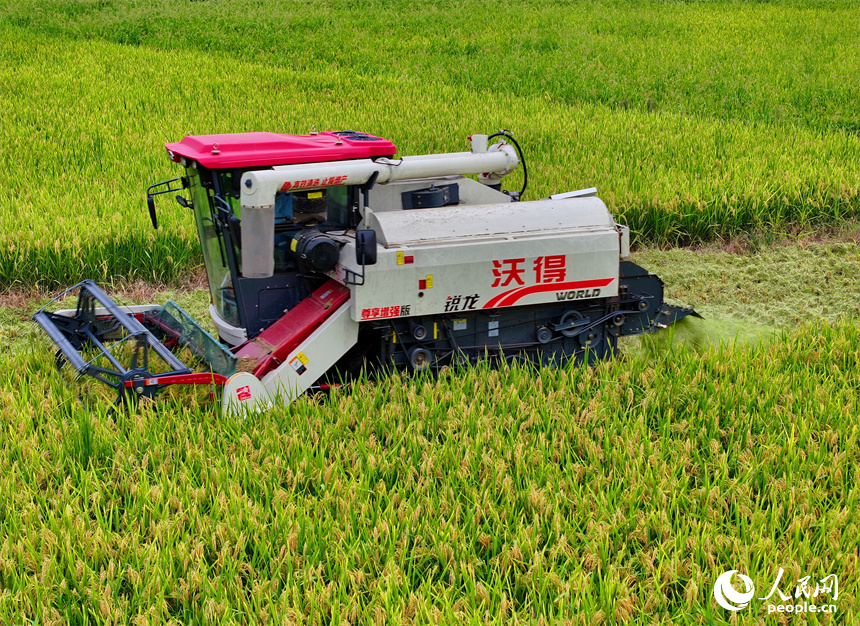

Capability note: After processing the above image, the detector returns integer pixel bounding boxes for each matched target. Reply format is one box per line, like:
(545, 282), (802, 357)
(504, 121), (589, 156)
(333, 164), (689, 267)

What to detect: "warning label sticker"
(289, 352), (309, 375)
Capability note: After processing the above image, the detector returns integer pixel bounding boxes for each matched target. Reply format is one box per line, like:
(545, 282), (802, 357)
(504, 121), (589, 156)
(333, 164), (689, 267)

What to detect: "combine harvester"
(34, 130), (697, 414)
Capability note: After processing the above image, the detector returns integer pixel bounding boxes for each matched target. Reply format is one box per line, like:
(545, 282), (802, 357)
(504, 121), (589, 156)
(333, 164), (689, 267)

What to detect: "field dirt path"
(0, 267), (208, 310)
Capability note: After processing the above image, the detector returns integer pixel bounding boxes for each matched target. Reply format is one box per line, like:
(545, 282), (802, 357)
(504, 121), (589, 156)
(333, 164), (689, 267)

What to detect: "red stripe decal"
(483, 278), (614, 309)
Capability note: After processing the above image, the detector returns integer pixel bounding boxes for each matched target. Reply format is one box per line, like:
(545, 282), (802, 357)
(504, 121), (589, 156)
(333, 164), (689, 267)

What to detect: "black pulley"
(536, 326), (553, 344)
(408, 347), (433, 371)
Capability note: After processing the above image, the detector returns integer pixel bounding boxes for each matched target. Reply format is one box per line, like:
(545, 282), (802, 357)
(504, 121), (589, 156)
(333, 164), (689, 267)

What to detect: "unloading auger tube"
(33, 129), (698, 415)
(237, 136), (519, 279)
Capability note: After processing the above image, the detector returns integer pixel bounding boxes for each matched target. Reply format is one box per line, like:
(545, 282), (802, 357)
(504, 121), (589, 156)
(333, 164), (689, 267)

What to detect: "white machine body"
(337, 196), (626, 322)
(223, 139), (636, 411)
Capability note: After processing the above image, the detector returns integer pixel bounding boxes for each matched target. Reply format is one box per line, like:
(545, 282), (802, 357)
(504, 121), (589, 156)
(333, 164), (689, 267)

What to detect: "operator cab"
(150, 131), (397, 344)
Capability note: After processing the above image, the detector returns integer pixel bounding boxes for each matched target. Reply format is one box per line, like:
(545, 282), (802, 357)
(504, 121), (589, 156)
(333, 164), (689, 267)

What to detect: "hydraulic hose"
(488, 130), (528, 200)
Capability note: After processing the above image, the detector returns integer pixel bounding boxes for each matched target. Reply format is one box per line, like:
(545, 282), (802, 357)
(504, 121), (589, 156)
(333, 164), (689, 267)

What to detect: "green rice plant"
(1, 0), (857, 134)
(0, 21), (857, 289)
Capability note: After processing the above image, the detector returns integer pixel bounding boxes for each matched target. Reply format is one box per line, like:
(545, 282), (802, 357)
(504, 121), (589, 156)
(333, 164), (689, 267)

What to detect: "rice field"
(1, 1), (859, 623)
(0, 0), (858, 288)
(1, 309), (859, 624)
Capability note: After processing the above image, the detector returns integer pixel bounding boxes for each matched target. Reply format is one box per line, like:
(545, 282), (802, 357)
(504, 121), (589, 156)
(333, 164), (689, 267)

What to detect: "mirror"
(147, 195), (158, 229)
(355, 229), (377, 266)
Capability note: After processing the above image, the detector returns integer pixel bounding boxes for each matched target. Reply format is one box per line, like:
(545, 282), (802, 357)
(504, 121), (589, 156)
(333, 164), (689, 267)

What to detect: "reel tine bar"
(33, 280), (192, 404)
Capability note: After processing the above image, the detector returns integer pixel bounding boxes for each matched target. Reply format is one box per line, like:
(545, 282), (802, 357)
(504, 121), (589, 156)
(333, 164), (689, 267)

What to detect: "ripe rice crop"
(3, 0), (858, 134)
(0, 0), (858, 288)
(0, 318), (858, 624)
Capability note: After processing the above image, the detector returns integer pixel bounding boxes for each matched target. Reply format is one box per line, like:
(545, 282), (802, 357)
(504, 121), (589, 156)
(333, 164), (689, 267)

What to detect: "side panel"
(334, 195), (622, 322)
(337, 231), (620, 322)
(259, 303), (359, 403)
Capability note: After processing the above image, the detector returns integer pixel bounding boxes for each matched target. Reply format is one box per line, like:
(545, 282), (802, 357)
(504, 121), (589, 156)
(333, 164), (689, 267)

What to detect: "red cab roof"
(165, 130), (397, 169)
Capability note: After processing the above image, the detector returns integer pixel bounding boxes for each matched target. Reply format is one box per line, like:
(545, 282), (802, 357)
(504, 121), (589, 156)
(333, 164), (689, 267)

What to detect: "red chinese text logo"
(360, 305), (401, 320)
(492, 255), (566, 288)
